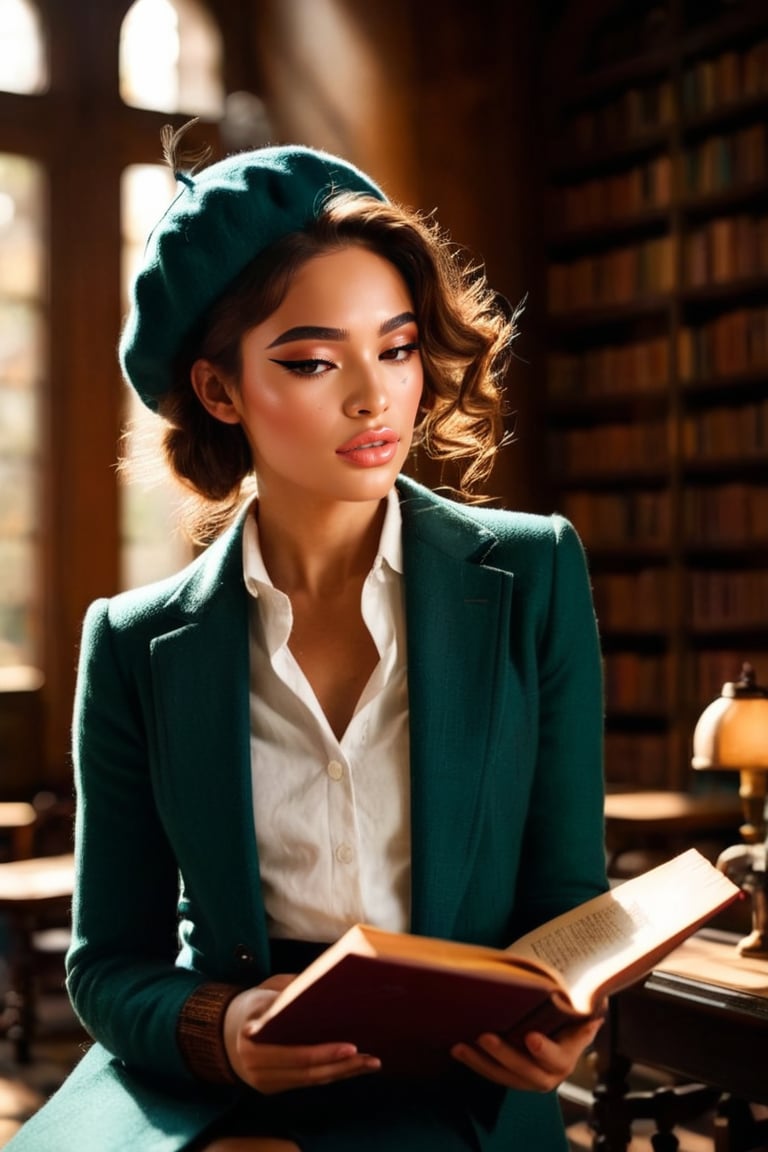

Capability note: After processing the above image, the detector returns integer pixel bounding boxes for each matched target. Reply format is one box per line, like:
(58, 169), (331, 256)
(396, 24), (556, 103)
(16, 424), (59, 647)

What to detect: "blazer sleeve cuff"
(177, 981), (243, 1085)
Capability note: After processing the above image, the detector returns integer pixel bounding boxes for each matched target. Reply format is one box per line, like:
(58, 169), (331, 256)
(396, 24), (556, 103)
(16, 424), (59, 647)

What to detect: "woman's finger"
(451, 1016), (604, 1092)
(236, 1042), (381, 1094)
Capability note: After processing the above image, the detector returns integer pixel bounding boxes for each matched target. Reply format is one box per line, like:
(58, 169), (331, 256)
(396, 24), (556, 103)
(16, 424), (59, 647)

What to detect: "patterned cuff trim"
(177, 981), (242, 1085)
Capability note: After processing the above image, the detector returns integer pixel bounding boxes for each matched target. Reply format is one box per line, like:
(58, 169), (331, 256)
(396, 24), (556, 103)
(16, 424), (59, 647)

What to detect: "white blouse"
(242, 488), (412, 943)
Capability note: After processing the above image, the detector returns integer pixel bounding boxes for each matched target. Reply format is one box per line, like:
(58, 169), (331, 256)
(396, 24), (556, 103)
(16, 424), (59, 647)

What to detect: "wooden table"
(590, 930), (768, 1151)
(603, 791), (743, 877)
(0, 802), (37, 860)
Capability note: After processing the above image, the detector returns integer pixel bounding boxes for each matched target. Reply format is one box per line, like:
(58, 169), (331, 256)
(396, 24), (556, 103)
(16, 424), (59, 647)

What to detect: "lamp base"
(717, 843), (768, 959)
(736, 927), (768, 959)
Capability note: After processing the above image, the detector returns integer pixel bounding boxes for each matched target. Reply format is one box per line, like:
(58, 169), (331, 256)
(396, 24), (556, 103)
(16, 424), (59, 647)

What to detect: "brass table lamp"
(692, 662), (768, 957)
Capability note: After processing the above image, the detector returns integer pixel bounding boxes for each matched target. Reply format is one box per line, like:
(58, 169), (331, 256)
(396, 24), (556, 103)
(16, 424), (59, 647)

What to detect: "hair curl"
(150, 191), (518, 542)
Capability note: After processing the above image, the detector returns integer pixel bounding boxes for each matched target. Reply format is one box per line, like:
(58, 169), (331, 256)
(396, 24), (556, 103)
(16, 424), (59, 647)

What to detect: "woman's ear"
(190, 359), (242, 425)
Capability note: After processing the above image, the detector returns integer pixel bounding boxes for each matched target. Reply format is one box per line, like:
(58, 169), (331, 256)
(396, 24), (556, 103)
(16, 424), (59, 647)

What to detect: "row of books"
(548, 337), (669, 399)
(604, 648), (768, 719)
(549, 214), (768, 302)
(681, 38), (768, 117)
(689, 569), (768, 630)
(592, 569), (671, 632)
(551, 125), (767, 237)
(562, 35), (768, 161)
(547, 313), (767, 399)
(563, 80), (675, 153)
(551, 422), (669, 477)
(681, 123), (768, 196)
(592, 567), (766, 633)
(685, 214), (768, 286)
(682, 399), (768, 459)
(552, 156), (672, 231)
(560, 491), (670, 547)
(603, 652), (670, 711)
(564, 485), (768, 547)
(604, 731), (668, 789)
(678, 305), (768, 380)
(603, 649), (768, 721)
(690, 648), (768, 704)
(548, 236), (675, 313)
(683, 484), (768, 544)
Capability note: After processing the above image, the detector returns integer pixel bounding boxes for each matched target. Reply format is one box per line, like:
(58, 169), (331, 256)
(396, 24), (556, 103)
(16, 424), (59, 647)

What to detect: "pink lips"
(336, 427), (399, 467)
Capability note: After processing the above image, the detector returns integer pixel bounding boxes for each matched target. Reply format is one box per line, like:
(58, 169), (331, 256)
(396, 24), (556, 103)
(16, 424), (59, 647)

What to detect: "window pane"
(119, 0), (224, 117)
(120, 164), (191, 591)
(0, 0), (47, 94)
(122, 163), (179, 294)
(0, 153), (44, 667)
(0, 160), (44, 298)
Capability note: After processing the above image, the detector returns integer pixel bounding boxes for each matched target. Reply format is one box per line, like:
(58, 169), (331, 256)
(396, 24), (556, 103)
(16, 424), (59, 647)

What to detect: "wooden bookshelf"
(544, 0), (768, 790)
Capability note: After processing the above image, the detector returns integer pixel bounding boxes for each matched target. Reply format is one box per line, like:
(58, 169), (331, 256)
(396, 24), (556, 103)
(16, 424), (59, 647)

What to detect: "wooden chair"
(0, 795), (76, 1063)
(0, 851), (75, 1062)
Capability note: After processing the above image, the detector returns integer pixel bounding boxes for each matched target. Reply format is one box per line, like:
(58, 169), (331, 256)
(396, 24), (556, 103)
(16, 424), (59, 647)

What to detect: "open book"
(253, 849), (741, 1077)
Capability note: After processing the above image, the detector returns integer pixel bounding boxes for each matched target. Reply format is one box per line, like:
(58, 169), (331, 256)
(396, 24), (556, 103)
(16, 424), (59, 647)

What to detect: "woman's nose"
(343, 365), (389, 417)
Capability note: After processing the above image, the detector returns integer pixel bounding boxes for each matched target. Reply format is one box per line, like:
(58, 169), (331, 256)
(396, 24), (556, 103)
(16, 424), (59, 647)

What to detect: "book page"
(516, 899), (647, 976)
(508, 849), (740, 1014)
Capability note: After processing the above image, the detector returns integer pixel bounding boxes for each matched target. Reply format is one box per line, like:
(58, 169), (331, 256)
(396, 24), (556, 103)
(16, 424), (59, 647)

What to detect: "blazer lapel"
(148, 519), (272, 969)
(398, 478), (514, 940)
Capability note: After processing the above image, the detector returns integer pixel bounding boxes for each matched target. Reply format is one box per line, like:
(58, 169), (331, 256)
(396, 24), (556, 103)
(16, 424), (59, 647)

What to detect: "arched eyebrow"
(266, 311), (417, 349)
(380, 311), (417, 336)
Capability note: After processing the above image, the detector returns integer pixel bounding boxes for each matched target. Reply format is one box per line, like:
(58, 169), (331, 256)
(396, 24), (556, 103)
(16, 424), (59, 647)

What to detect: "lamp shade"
(692, 664), (768, 772)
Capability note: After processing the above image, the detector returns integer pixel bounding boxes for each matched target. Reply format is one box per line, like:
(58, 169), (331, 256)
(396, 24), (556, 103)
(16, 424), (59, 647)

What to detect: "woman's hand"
(450, 1014), (604, 1093)
(223, 975), (381, 1094)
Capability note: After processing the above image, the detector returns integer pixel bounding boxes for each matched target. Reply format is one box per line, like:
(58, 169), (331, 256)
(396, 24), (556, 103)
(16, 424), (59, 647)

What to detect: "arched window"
(120, 164), (192, 590)
(0, 0), (47, 94)
(119, 0), (224, 117)
(0, 153), (45, 665)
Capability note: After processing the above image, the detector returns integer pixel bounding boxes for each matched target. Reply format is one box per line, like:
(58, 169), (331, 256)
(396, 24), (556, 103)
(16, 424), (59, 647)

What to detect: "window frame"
(0, 0), (243, 788)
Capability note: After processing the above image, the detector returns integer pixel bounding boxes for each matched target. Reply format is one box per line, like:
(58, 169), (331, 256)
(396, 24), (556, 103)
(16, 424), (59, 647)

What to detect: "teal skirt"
(6, 1041), (569, 1152)
(192, 1074), (481, 1150)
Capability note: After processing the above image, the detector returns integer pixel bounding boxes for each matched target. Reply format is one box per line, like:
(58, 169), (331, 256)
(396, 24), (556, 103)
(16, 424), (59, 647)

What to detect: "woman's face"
(220, 244), (423, 510)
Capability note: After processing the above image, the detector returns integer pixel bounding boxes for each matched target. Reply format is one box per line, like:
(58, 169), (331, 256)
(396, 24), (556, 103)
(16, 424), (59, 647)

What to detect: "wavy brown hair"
(143, 191), (518, 542)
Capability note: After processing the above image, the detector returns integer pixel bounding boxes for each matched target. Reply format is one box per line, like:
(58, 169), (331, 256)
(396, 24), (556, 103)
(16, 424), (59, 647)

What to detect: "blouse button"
(327, 760), (344, 781)
(335, 843), (354, 864)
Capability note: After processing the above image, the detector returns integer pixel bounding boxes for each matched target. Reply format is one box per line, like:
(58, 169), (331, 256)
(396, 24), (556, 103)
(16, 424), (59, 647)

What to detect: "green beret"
(119, 145), (386, 411)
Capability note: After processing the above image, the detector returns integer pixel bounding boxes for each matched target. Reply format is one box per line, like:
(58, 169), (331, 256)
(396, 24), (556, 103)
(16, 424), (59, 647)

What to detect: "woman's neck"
(254, 494), (388, 599)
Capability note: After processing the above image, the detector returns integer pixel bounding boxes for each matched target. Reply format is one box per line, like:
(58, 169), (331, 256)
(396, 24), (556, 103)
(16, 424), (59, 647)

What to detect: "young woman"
(8, 138), (607, 1152)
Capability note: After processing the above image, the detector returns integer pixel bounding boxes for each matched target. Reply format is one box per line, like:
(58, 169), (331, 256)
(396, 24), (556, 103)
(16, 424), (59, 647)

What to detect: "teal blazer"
(9, 476), (606, 1151)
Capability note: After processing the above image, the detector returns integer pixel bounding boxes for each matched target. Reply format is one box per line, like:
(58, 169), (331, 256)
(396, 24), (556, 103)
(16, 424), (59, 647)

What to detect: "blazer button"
(234, 944), (255, 966)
